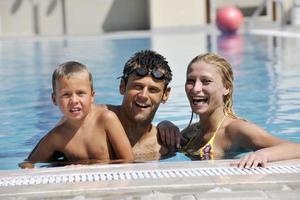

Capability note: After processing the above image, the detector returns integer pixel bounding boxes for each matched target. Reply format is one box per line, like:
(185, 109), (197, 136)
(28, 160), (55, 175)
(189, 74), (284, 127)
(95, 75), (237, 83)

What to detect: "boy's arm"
(26, 132), (59, 164)
(21, 117), (66, 168)
(102, 111), (134, 161)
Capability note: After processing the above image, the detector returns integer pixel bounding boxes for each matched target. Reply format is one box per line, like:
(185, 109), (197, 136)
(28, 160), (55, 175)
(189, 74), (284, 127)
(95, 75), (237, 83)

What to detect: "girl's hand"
(230, 151), (268, 168)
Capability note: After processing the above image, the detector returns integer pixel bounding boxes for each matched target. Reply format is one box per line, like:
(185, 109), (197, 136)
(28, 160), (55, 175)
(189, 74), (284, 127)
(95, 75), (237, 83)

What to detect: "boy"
(20, 61), (133, 168)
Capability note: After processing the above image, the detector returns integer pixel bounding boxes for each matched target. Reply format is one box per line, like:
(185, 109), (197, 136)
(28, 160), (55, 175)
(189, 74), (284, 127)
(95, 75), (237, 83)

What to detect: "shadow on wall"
(103, 0), (150, 32)
(1, 0), (149, 36)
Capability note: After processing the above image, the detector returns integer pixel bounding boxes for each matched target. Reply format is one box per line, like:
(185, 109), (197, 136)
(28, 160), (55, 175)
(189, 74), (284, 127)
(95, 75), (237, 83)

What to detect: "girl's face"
(52, 72), (95, 122)
(185, 61), (229, 116)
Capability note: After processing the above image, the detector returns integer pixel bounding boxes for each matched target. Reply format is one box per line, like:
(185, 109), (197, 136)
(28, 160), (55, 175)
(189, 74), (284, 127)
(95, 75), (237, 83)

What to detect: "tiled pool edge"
(1, 165), (300, 187)
(1, 159), (300, 198)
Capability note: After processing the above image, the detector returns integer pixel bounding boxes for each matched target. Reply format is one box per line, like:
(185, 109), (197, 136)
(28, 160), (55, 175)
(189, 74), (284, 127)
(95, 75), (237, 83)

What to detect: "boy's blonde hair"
(52, 61), (94, 93)
(187, 52), (237, 119)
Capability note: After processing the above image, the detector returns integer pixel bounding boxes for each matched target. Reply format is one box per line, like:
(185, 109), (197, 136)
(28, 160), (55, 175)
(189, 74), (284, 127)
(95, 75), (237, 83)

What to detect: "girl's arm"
(103, 111), (134, 161)
(232, 142), (300, 168)
(229, 120), (300, 167)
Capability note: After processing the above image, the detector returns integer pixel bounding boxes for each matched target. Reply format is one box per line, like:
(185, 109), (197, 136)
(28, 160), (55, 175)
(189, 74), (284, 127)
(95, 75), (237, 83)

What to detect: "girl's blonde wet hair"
(187, 53), (237, 124)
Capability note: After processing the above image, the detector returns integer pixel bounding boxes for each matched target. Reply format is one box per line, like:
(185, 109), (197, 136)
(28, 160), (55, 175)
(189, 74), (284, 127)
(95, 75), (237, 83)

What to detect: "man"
(100, 50), (173, 161)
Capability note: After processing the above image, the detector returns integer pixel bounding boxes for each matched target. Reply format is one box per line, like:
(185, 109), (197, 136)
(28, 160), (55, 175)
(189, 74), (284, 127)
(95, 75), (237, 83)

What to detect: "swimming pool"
(1, 31), (300, 170)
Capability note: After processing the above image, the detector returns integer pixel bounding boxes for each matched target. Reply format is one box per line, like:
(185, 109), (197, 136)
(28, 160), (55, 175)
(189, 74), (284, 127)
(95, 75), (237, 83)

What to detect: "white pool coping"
(1, 159), (300, 199)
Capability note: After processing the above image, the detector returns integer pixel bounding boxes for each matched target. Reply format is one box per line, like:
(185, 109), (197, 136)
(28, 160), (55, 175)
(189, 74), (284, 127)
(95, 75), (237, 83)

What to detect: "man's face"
(120, 74), (170, 125)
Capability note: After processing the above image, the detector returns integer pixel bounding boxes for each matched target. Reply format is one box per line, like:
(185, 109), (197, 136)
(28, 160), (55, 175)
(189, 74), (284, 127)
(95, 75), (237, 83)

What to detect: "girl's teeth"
(71, 108), (80, 112)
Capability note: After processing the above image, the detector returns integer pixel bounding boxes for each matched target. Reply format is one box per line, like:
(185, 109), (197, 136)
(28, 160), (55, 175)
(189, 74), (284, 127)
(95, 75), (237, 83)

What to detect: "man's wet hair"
(121, 50), (172, 86)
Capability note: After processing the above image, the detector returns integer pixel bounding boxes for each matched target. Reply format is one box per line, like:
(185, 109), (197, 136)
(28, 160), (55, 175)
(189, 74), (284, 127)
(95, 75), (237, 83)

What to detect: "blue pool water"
(1, 32), (300, 170)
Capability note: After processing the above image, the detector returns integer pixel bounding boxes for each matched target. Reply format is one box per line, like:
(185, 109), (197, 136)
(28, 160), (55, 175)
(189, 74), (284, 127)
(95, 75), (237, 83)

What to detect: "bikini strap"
(182, 116), (226, 151)
(214, 115), (226, 135)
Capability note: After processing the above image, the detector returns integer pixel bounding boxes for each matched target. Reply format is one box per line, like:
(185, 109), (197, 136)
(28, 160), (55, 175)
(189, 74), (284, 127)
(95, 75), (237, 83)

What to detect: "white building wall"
(150, 0), (206, 29)
(0, 0), (296, 36)
(39, 0), (64, 36)
(65, 0), (113, 35)
(0, 1), (33, 36)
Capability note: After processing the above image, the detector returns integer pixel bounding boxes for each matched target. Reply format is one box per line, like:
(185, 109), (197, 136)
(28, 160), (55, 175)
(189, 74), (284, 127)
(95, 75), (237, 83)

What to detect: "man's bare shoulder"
(94, 104), (120, 116)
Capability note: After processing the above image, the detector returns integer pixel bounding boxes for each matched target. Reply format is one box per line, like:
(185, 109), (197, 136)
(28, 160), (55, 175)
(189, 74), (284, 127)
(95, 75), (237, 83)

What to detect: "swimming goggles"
(120, 67), (168, 83)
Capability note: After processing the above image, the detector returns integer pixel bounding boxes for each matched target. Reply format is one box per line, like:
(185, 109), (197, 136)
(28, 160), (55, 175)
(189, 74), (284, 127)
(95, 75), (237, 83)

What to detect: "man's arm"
(157, 120), (186, 152)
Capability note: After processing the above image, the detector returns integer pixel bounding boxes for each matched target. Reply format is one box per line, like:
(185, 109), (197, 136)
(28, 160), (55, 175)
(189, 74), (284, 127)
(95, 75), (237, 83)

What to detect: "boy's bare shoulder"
(39, 125), (66, 147)
(94, 108), (119, 124)
(48, 125), (67, 138)
(95, 104), (109, 111)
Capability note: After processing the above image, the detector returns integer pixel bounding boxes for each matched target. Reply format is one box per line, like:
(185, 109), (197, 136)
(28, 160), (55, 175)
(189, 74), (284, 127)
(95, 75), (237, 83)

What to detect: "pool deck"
(1, 159), (300, 199)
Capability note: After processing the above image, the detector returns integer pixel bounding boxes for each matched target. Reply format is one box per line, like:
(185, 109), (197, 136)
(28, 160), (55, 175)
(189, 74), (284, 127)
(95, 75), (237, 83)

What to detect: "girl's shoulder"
(225, 117), (249, 130)
(224, 117), (262, 138)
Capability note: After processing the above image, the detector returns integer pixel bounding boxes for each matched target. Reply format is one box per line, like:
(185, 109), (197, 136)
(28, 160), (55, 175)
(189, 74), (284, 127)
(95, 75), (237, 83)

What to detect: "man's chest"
(132, 138), (168, 161)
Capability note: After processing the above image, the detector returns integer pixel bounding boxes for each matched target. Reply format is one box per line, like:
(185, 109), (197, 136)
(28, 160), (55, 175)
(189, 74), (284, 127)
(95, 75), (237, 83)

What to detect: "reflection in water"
(265, 36), (300, 135)
(217, 34), (244, 67)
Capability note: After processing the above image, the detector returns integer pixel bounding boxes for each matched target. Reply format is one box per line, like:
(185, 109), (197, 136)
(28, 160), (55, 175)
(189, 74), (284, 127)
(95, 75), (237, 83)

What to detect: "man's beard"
(129, 105), (159, 126)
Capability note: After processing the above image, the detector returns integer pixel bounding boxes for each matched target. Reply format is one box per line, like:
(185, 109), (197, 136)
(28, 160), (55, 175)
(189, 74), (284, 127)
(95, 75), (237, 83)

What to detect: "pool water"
(1, 32), (300, 170)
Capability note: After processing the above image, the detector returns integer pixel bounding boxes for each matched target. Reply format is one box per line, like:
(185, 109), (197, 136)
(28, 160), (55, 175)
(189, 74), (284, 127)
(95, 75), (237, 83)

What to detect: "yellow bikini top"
(182, 116), (226, 160)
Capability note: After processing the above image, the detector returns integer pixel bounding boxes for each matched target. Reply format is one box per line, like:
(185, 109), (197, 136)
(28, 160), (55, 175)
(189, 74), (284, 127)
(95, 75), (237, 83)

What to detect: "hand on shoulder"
(157, 120), (184, 152)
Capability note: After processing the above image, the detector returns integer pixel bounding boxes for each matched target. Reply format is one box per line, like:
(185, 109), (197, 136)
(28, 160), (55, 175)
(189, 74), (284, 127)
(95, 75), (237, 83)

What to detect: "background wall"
(0, 0), (295, 36)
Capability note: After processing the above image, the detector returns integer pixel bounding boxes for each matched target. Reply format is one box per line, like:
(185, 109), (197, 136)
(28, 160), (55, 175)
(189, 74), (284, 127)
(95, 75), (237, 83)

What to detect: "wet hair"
(121, 50), (172, 86)
(187, 52), (237, 122)
(52, 61), (93, 93)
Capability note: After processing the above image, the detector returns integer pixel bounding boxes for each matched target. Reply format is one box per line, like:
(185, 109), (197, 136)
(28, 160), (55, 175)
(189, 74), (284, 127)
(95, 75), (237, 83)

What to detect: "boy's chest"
(62, 131), (110, 161)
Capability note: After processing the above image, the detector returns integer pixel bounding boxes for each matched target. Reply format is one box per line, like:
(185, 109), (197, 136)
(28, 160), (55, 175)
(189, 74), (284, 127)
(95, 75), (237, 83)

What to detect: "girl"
(158, 53), (300, 168)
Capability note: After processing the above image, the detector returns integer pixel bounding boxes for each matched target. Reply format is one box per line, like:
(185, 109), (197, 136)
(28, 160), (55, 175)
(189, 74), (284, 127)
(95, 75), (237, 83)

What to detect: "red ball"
(216, 6), (243, 34)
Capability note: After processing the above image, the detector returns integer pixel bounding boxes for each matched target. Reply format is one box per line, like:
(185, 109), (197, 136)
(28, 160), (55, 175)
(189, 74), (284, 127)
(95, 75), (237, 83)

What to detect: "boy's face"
(120, 73), (170, 124)
(52, 72), (95, 121)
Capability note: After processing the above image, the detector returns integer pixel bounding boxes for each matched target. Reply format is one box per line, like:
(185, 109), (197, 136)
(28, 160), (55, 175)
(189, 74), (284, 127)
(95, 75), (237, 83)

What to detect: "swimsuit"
(182, 116), (226, 160)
